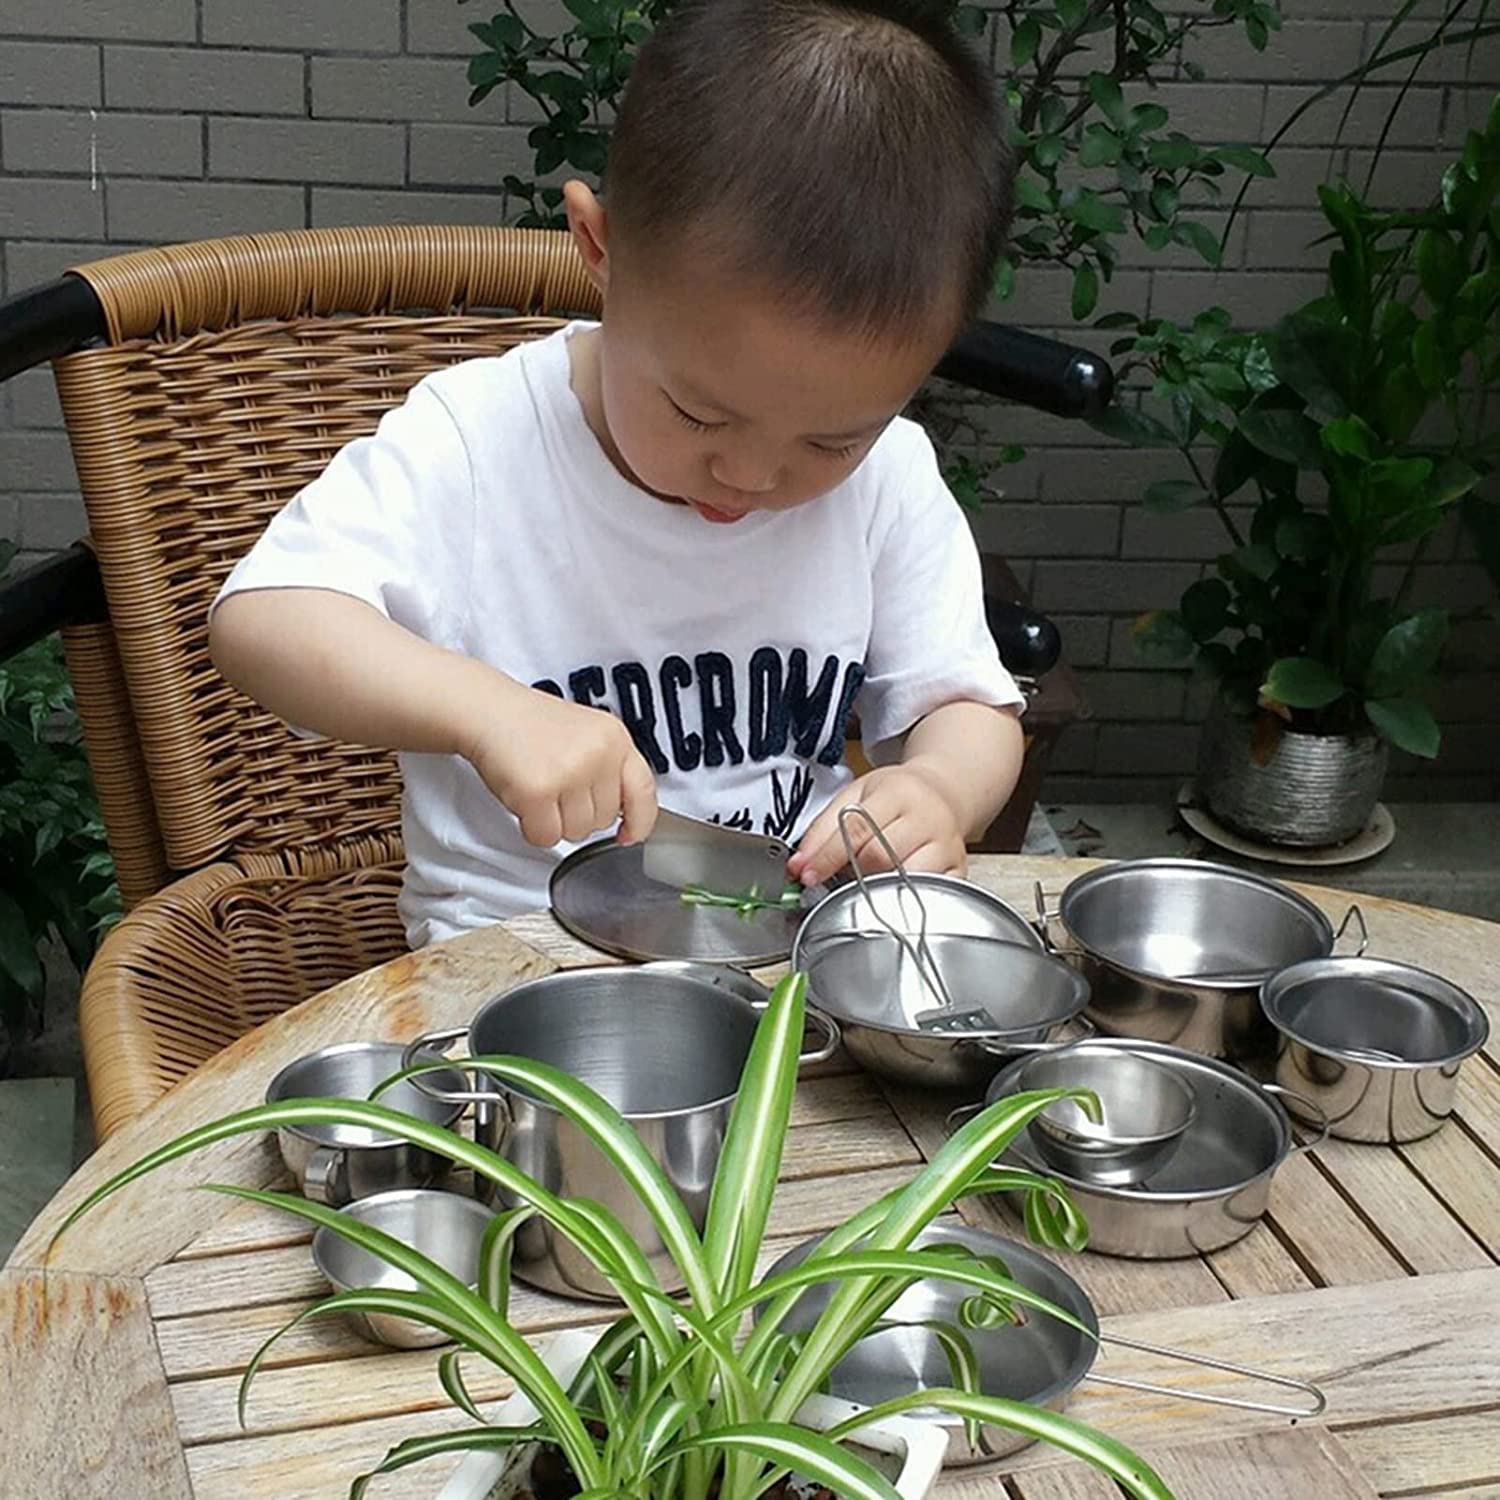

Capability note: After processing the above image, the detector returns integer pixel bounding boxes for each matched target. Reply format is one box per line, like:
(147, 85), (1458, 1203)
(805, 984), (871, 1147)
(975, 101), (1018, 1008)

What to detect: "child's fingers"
(793, 783), (905, 885)
(616, 750), (659, 846)
(517, 798), (564, 850)
(558, 785), (599, 844)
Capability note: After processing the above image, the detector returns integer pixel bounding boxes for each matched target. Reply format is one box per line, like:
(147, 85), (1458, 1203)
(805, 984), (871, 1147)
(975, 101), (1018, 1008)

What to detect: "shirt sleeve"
(212, 375), (477, 649)
(856, 423), (1025, 764)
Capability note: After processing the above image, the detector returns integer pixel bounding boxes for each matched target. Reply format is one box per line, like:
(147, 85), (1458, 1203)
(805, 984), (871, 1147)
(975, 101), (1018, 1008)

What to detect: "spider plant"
(53, 972), (1173, 1500)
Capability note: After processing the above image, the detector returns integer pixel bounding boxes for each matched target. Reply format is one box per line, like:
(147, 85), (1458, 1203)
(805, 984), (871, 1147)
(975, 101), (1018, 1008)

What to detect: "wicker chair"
(0, 226), (1111, 1141)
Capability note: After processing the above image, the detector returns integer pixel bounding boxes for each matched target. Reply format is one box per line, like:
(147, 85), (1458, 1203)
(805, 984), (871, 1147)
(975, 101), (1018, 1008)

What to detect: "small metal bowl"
(311, 1188), (494, 1348)
(1019, 1046), (1198, 1186)
(1261, 956), (1490, 1143)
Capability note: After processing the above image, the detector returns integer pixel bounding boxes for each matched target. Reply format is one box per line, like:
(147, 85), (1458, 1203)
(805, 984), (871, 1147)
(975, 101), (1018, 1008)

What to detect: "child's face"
(590, 238), (957, 524)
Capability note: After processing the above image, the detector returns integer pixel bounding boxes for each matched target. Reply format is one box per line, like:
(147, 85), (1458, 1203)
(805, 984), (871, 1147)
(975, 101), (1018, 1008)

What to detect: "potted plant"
(56, 973), (1175, 1500)
(0, 539), (119, 1075)
(1095, 99), (1500, 846)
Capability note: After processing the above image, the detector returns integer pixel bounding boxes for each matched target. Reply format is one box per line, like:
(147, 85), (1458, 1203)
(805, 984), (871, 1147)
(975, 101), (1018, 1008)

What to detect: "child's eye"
(666, 395), (723, 432)
(812, 440), (862, 460)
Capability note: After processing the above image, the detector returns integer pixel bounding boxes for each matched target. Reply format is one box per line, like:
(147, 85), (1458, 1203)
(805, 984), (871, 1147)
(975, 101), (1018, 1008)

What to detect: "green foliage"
(0, 544), (119, 1053)
(461, 0), (1282, 281)
(1093, 105), (1500, 755)
(59, 973), (1174, 1500)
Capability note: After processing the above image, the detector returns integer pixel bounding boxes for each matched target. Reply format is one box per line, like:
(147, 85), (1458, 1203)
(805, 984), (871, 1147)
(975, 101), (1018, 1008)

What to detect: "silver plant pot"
(1196, 703), (1387, 848)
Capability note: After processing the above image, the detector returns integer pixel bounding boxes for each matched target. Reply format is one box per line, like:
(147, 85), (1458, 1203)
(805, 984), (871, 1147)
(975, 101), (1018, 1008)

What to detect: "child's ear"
(564, 181), (610, 295)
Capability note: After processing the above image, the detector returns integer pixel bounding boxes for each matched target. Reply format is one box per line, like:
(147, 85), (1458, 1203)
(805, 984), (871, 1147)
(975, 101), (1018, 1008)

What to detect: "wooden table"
(6, 856), (1499, 1500)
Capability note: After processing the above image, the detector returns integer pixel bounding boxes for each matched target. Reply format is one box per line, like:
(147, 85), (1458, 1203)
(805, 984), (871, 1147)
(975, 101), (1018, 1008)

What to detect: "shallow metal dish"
(312, 1188), (494, 1349)
(1019, 1046), (1197, 1186)
(1262, 956), (1490, 1143)
(764, 1222), (1324, 1464)
(796, 931), (1091, 1090)
(986, 1039), (1325, 1258)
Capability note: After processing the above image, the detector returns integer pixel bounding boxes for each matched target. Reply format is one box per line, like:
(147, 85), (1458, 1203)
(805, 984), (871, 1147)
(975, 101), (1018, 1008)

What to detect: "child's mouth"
(690, 500), (749, 524)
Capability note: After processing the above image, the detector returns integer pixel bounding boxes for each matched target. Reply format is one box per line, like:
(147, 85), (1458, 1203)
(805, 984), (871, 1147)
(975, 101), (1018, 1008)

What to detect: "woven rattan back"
(54, 227), (599, 881)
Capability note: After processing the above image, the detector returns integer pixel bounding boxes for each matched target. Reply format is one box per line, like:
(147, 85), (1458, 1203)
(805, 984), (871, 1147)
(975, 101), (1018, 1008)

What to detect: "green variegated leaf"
(827, 1390), (1174, 1500)
(662, 1422), (901, 1500)
(439, 1348), (489, 1425)
(350, 1425), (547, 1500)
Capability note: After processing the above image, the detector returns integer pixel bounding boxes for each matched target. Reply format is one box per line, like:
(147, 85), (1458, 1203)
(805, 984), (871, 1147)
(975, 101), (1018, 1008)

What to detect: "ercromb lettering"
(531, 646), (864, 777)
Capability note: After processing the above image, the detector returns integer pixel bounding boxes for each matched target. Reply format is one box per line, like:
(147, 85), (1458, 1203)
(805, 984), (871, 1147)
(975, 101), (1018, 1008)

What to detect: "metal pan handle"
(751, 1003), (840, 1066)
(1260, 1082), (1331, 1156)
(1088, 1333), (1326, 1417)
(1032, 882), (1061, 953)
(399, 1027), (500, 1107)
(976, 1015), (1097, 1056)
(301, 1144), (348, 1206)
(1333, 902), (1368, 957)
(943, 1102), (985, 1138)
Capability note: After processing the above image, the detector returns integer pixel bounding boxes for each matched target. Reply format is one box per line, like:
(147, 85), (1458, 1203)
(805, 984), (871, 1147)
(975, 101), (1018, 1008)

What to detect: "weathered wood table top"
(5, 856), (1498, 1500)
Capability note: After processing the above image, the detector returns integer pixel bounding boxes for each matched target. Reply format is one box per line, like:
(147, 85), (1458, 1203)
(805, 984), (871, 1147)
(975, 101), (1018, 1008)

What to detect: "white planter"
(438, 1329), (948, 1500)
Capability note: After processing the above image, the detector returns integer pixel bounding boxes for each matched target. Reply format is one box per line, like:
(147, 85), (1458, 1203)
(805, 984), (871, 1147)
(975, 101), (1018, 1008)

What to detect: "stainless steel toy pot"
(402, 966), (836, 1300)
(265, 1041), (467, 1206)
(1261, 956), (1490, 1143)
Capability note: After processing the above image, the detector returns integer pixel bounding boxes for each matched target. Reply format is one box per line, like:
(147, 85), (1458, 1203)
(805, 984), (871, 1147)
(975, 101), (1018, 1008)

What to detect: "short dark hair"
(605, 0), (1011, 337)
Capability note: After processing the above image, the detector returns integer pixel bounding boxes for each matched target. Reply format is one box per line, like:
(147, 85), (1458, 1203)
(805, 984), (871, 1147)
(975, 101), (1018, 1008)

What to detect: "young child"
(210, 0), (1026, 949)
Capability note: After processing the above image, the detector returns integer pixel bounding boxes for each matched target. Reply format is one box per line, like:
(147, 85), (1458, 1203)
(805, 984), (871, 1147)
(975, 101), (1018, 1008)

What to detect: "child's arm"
(786, 699), (1023, 886)
(211, 588), (659, 848)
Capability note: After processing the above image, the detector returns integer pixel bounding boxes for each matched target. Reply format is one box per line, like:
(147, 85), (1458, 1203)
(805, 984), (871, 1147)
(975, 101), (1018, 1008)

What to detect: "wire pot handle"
(838, 804), (955, 1014)
(1261, 1082), (1332, 1157)
(1087, 1333), (1327, 1418)
(977, 1015), (1098, 1056)
(400, 1027), (503, 1107)
(1032, 882), (1064, 953)
(1334, 903), (1369, 957)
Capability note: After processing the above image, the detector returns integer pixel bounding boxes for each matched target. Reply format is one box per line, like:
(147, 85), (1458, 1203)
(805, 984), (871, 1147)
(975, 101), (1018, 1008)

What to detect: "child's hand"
(787, 764), (967, 888)
(465, 680), (659, 849)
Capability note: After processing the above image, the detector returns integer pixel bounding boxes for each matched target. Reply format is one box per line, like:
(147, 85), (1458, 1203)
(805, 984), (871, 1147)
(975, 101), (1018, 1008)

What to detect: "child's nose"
(708, 454), (779, 495)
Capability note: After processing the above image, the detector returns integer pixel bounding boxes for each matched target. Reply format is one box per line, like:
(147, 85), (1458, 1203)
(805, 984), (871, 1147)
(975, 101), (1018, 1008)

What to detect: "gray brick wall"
(0, 0), (1496, 802)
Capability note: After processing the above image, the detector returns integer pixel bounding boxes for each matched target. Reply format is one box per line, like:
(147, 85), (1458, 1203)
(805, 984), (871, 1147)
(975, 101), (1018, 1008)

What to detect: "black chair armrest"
(988, 599), (1062, 681)
(936, 322), (1113, 420)
(0, 275), (108, 383)
(0, 544), (108, 659)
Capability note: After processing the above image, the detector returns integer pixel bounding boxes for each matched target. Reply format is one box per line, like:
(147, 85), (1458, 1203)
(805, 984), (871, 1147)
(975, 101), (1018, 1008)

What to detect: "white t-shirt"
(217, 322), (1022, 946)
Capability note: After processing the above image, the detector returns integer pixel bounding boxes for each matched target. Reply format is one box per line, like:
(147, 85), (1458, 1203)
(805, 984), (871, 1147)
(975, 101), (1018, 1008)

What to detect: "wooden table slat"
(1006, 1430), (1383, 1500)
(1395, 1123), (1500, 1258)
(1263, 1152), (1409, 1286)
(1307, 1138), (1494, 1276)
(1340, 1409), (1500, 1494)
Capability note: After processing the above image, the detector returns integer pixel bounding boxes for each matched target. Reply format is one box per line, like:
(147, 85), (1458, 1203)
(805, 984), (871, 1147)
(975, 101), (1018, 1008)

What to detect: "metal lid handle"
(1089, 1332), (1327, 1418)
